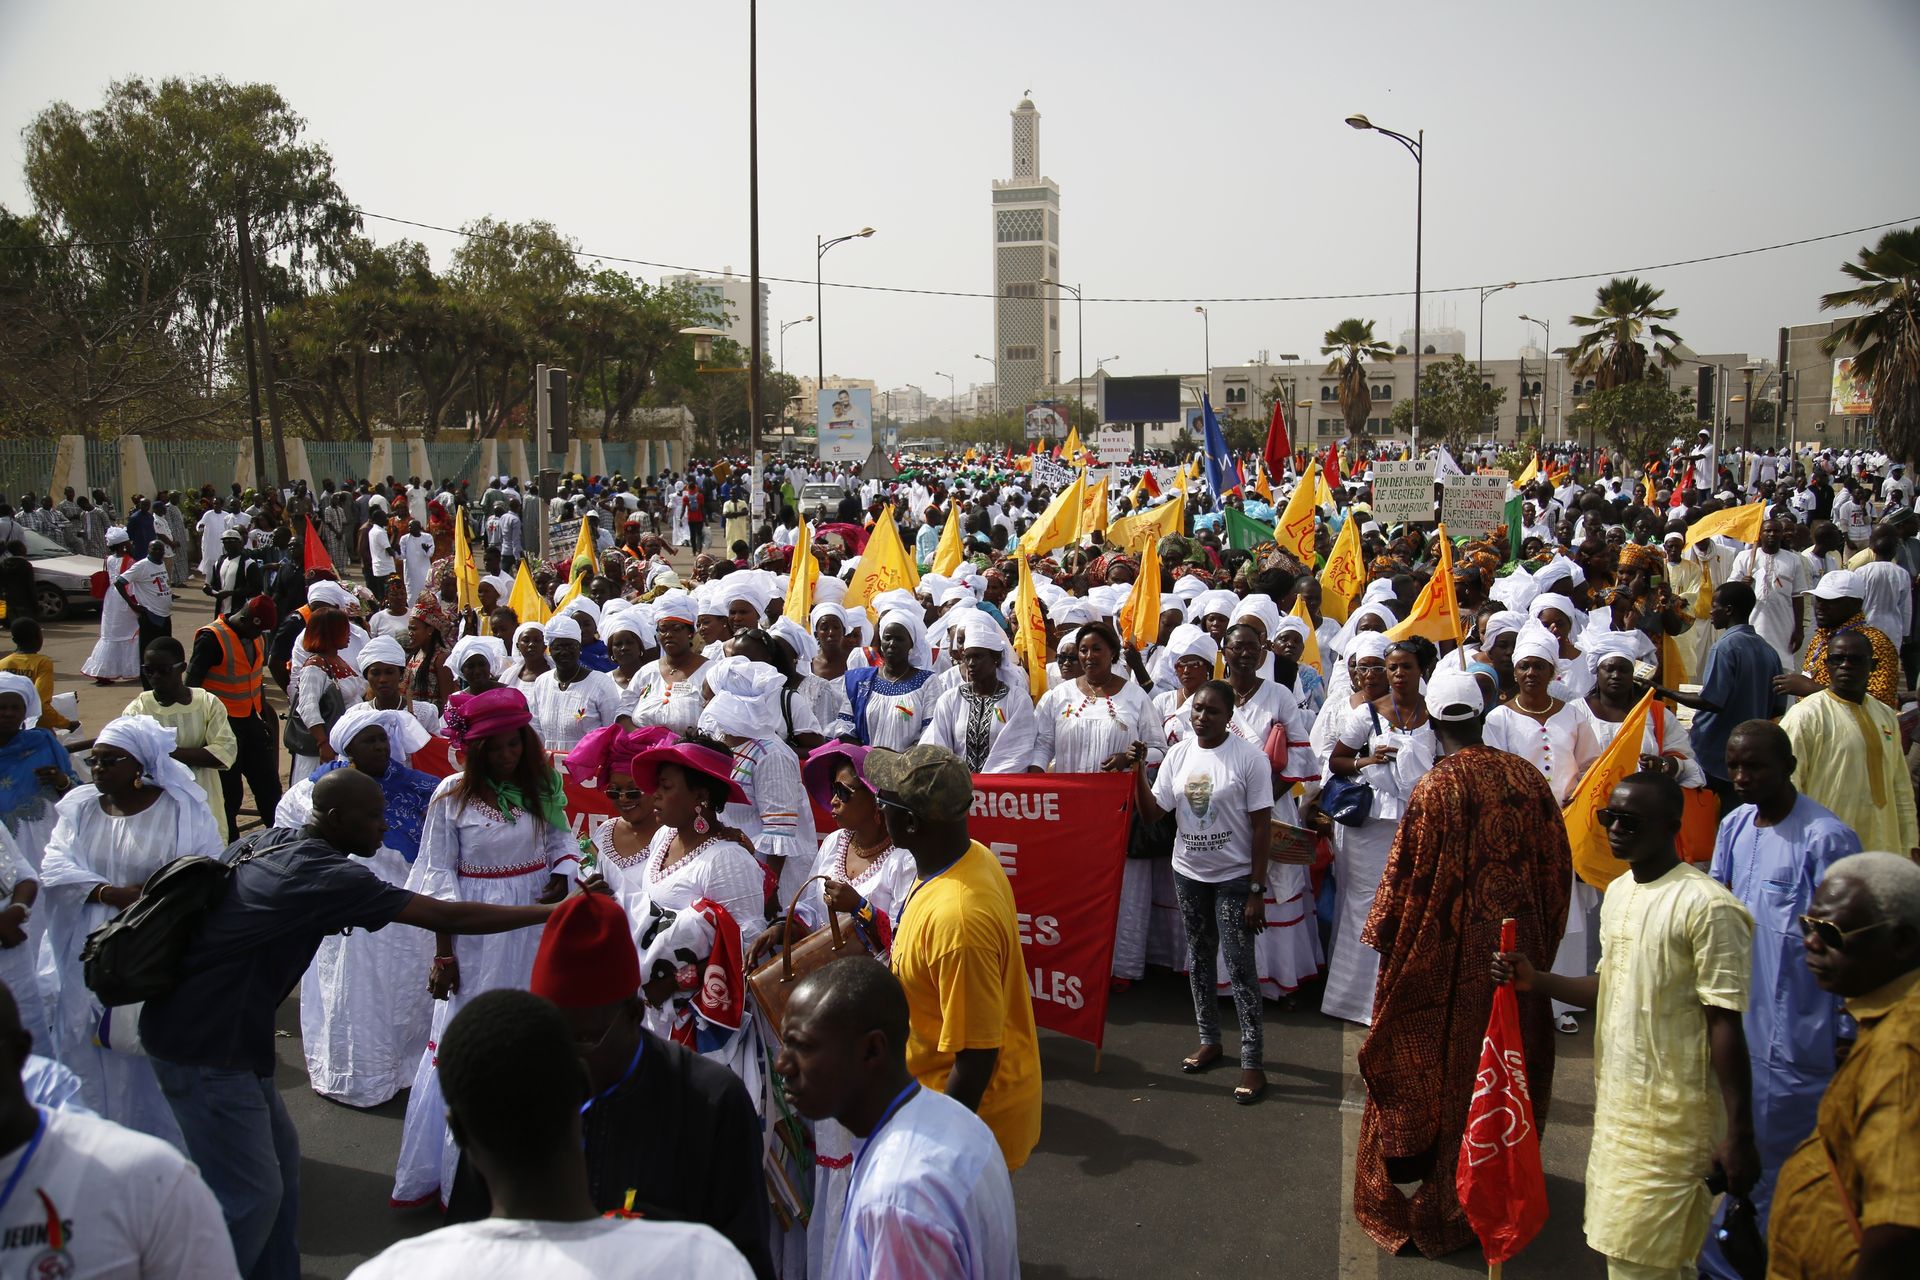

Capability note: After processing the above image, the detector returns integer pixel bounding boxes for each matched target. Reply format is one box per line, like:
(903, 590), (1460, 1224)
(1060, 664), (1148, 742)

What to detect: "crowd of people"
(0, 426), (1910, 1278)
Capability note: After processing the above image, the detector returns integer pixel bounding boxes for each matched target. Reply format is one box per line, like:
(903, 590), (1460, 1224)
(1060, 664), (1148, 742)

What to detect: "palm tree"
(1321, 318), (1392, 456)
(1821, 226), (1920, 465)
(1566, 276), (1683, 390)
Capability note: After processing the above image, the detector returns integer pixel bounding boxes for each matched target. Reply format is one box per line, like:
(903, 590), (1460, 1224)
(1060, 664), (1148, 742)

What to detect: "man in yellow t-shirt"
(867, 743), (1042, 1170)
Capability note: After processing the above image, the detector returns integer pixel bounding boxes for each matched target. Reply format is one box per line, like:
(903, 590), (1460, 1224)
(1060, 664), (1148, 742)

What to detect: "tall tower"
(992, 95), (1061, 408)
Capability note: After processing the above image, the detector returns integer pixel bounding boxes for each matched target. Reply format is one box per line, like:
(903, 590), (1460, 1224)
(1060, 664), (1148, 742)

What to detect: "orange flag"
(1119, 534), (1163, 651)
(1563, 688), (1654, 890)
(1385, 523), (1467, 655)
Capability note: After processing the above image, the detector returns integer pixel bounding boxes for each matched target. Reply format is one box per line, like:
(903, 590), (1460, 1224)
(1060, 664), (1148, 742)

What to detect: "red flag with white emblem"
(1456, 918), (1548, 1266)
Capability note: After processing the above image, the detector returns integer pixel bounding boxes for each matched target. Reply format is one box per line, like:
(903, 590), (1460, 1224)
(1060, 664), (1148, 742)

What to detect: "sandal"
(1556, 1013), (1578, 1034)
(1233, 1072), (1268, 1106)
(1180, 1046), (1224, 1074)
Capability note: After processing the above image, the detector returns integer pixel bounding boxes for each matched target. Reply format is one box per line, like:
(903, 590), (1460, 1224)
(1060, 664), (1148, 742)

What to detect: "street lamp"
(779, 315), (813, 373)
(1194, 305), (1211, 390)
(816, 227), (876, 396)
(933, 371), (957, 424)
(1477, 282), (1515, 377)
(1519, 314), (1552, 440)
(1096, 355), (1120, 373)
(1040, 278), (1085, 420)
(1346, 112), (1424, 450)
(972, 354), (997, 415)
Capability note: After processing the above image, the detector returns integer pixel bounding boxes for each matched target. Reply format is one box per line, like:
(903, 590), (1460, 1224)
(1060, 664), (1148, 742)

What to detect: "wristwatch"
(1247, 881), (1266, 894)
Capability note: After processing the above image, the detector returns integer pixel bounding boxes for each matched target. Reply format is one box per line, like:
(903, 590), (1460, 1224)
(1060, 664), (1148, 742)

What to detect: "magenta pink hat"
(443, 687), (532, 750)
(801, 743), (871, 813)
(565, 724), (676, 787)
(630, 741), (747, 805)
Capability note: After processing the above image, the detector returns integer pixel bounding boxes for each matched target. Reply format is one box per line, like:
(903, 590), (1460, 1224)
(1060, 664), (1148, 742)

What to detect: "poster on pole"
(1371, 459), (1436, 524)
(1830, 358), (1873, 417)
(1095, 429), (1130, 464)
(1440, 473), (1510, 535)
(818, 386), (874, 462)
(1025, 401), (1070, 441)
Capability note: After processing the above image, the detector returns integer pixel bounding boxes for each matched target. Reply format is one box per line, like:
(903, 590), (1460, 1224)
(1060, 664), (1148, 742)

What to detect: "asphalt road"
(38, 585), (1608, 1280)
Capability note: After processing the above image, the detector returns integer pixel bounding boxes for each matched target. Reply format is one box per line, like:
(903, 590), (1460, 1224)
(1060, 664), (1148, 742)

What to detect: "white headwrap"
(918, 573), (953, 602)
(1332, 580), (1401, 653)
(0, 673), (41, 727)
(954, 611), (1022, 688)
(1194, 590), (1240, 622)
(694, 583), (728, 619)
(328, 704), (431, 765)
(559, 595), (601, 625)
(1585, 628), (1655, 676)
(769, 616), (818, 665)
(105, 526), (130, 547)
(1479, 610), (1529, 647)
(445, 634), (508, 679)
(720, 574), (771, 615)
(307, 580), (356, 609)
(543, 614), (582, 644)
(1229, 594), (1282, 640)
(1512, 622), (1561, 667)
(809, 602), (848, 632)
(1048, 597), (1098, 629)
(696, 656), (788, 741)
(652, 590), (698, 626)
(870, 588), (920, 619)
(1347, 633), (1391, 664)
(511, 621), (546, 653)
(1529, 592), (1582, 631)
(1164, 623), (1219, 667)
(352, 635), (409, 675)
(1171, 575), (1208, 601)
(94, 714), (209, 850)
(813, 576), (848, 605)
(875, 608), (933, 670)
(1276, 615), (1311, 645)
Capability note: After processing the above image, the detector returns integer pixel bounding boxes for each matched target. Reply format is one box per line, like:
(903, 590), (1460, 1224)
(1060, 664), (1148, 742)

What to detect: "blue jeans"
(150, 1058), (300, 1280)
(1173, 870), (1264, 1069)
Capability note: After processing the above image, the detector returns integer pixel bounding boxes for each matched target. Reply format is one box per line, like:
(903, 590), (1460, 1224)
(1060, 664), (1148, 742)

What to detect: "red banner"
(409, 742), (1135, 1048)
(967, 771), (1134, 1049)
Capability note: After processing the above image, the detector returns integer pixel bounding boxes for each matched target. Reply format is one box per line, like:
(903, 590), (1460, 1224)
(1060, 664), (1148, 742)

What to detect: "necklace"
(1514, 693), (1554, 716)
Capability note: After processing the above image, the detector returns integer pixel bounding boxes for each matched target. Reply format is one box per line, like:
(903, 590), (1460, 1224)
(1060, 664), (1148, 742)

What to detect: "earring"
(131, 775), (144, 791)
(692, 807), (710, 835)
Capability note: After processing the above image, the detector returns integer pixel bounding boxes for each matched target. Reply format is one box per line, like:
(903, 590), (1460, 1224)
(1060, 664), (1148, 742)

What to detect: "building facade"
(991, 96), (1062, 407)
(661, 269), (771, 355)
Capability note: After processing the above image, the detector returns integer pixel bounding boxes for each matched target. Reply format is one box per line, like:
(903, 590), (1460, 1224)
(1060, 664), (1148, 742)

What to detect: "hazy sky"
(5, 0), (1918, 397)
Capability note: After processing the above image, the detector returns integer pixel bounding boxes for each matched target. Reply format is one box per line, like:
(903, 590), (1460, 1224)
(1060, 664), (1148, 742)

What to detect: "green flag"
(1220, 506), (1274, 552)
(1505, 493), (1523, 563)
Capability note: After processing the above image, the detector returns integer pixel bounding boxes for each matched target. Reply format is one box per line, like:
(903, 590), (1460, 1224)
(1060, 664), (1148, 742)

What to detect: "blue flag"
(1200, 394), (1236, 501)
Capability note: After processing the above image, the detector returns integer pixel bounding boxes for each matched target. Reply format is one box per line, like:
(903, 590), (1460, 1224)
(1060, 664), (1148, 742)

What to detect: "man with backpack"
(135, 768), (568, 1280)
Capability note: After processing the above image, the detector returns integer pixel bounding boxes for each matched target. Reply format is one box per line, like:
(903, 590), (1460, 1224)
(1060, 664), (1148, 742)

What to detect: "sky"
(4, 0), (1919, 400)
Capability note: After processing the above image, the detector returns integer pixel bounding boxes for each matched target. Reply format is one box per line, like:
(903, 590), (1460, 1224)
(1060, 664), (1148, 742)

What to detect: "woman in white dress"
(1582, 637), (1704, 786)
(39, 714), (223, 1144)
(622, 590), (710, 733)
(699, 657), (817, 916)
(1034, 620), (1160, 989)
(808, 604), (855, 727)
(1323, 639), (1435, 1024)
(526, 614), (621, 754)
(80, 527), (141, 683)
(1529, 592), (1592, 702)
(1219, 621), (1323, 1005)
(289, 609), (367, 785)
(500, 621), (549, 691)
(392, 688), (577, 1206)
(768, 617), (841, 749)
(357, 633), (447, 738)
(563, 723), (674, 911)
(834, 609), (937, 751)
(751, 741), (916, 1279)
(275, 706), (438, 1107)
(924, 612), (1038, 773)
(723, 627), (828, 753)
(443, 634), (508, 699)
(1484, 622), (1604, 1033)
(1153, 624), (1219, 747)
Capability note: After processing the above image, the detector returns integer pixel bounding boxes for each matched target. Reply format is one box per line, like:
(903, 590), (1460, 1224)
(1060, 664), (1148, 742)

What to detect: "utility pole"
(234, 202), (288, 490)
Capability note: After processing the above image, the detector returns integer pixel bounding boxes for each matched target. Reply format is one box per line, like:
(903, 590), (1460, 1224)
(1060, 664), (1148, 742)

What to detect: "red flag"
(1325, 442), (1342, 484)
(1262, 399), (1292, 481)
(1232, 458), (1247, 495)
(301, 515), (335, 577)
(1456, 919), (1549, 1266)
(1670, 464), (1692, 508)
(1139, 470), (1161, 499)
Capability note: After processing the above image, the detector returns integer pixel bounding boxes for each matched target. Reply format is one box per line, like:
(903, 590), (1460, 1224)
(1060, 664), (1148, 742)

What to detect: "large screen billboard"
(1100, 375), (1183, 424)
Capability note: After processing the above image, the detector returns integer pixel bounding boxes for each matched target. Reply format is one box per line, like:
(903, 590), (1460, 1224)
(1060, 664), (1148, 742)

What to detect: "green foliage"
(1821, 226), (1920, 465)
(1564, 373), (1694, 466)
(1386, 355), (1507, 455)
(1320, 318), (1392, 452)
(1566, 276), (1683, 391)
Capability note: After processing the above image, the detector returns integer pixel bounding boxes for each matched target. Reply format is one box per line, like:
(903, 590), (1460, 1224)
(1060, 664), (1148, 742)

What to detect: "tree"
(1321, 318), (1392, 455)
(1564, 373), (1693, 469)
(1821, 225), (1920, 465)
(1566, 276), (1683, 391)
(1387, 355), (1507, 456)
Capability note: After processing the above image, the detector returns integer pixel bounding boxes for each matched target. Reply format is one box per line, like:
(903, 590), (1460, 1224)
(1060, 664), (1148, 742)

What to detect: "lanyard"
(0, 1112), (45, 1219)
(851, 1082), (921, 1181)
(579, 1040), (645, 1115)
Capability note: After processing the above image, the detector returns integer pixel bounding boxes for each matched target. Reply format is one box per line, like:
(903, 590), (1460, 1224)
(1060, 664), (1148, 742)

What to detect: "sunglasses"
(85, 753), (134, 772)
(142, 661), (186, 676)
(603, 786), (645, 802)
(874, 791), (914, 816)
(1594, 807), (1640, 834)
(830, 780), (870, 805)
(1797, 914), (1892, 951)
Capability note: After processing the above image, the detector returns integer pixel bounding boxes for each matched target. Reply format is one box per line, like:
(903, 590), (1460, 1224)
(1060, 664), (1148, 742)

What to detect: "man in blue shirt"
(1679, 581), (1787, 811)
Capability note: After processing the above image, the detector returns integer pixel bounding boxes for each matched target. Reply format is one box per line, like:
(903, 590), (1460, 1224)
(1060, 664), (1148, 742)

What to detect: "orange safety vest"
(197, 617), (266, 717)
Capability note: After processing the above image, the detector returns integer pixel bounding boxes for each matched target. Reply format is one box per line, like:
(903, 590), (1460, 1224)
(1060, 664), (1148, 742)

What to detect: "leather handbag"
(747, 874), (871, 1040)
(1318, 772), (1375, 826)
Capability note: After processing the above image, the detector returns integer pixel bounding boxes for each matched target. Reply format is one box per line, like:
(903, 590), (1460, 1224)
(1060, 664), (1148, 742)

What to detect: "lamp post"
(1194, 305), (1211, 393)
(934, 371), (957, 424)
(779, 315), (813, 374)
(1739, 363), (1758, 456)
(1477, 282), (1515, 377)
(1346, 113), (1423, 448)
(1297, 399), (1314, 462)
(972, 353), (996, 415)
(1040, 278), (1084, 421)
(815, 226), (876, 396)
(1519, 314), (1552, 440)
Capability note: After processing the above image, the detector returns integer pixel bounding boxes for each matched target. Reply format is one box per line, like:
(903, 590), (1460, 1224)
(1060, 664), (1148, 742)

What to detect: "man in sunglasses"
(1495, 771), (1759, 1279)
(1765, 850), (1920, 1280)
(1781, 628), (1919, 861)
(1696, 721), (1863, 1278)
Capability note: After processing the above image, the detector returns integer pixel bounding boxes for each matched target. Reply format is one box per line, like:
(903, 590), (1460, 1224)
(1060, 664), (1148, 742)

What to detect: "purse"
(1320, 704), (1381, 827)
(746, 874), (871, 1040)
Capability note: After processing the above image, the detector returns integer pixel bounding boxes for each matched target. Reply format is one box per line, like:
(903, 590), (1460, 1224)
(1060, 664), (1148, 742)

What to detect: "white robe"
(923, 682), (1039, 773)
(81, 555), (141, 681)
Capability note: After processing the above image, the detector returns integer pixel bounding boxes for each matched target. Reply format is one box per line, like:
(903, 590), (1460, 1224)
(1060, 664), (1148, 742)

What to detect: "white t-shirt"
(347, 1217), (750, 1280)
(367, 524), (395, 576)
(0, 1108), (238, 1279)
(1150, 733), (1274, 882)
(366, 609), (413, 643)
(122, 556), (173, 617)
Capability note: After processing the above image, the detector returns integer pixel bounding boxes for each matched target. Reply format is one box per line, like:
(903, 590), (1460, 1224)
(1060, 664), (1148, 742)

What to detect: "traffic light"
(535, 365), (571, 456)
(1696, 367), (1714, 422)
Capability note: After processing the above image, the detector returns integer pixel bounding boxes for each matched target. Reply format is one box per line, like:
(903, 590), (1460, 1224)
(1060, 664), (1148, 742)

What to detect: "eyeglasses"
(85, 753), (133, 772)
(874, 791), (914, 815)
(1798, 914), (1892, 951)
(830, 780), (869, 805)
(141, 661), (186, 676)
(603, 786), (644, 802)
(1594, 807), (1640, 834)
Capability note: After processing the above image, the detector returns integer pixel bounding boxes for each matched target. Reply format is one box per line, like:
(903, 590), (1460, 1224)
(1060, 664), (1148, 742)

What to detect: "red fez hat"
(530, 892), (639, 1009)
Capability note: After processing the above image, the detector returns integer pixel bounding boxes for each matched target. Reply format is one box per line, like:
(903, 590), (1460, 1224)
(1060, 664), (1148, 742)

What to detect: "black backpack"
(80, 834), (270, 1007)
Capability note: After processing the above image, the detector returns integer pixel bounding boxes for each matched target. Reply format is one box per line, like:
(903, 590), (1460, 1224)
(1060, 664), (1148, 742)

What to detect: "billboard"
(817, 386), (874, 461)
(1101, 375), (1183, 424)
(1830, 358), (1873, 417)
(1024, 400), (1070, 441)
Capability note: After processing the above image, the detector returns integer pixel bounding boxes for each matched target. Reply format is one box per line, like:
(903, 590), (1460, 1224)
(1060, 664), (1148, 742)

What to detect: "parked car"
(15, 529), (104, 622)
(799, 483), (847, 524)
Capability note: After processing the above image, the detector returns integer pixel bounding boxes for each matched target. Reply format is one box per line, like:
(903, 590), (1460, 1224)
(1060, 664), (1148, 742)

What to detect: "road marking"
(1337, 1021), (1383, 1280)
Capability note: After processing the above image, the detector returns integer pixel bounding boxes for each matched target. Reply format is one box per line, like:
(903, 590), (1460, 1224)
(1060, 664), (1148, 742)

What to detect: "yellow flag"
(1386, 523), (1466, 650)
(1290, 595), (1323, 675)
(1061, 424), (1083, 464)
(1107, 492), (1184, 556)
(784, 511), (818, 624)
(1314, 466), (1335, 510)
(1683, 500), (1765, 550)
(1563, 687), (1655, 890)
(1254, 464), (1273, 503)
(1318, 514), (1364, 624)
(453, 509), (481, 612)
(1273, 461), (1319, 563)
(1515, 454), (1539, 487)
(845, 504), (920, 613)
(507, 559), (551, 626)
(1081, 475), (1109, 536)
(1642, 475), (1656, 507)
(1119, 534), (1163, 650)
(552, 516), (601, 609)
(1011, 555), (1049, 700)
(1019, 470), (1085, 556)
(930, 504), (964, 578)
